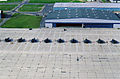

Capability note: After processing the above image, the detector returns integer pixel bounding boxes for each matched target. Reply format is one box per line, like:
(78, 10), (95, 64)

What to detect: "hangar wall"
(45, 22), (120, 28)
(45, 18), (120, 28)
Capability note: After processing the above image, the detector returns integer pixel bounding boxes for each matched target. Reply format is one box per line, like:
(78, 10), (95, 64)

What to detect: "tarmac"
(0, 28), (120, 79)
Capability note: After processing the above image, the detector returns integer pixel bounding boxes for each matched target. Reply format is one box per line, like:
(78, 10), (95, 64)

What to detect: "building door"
(84, 23), (113, 28)
(55, 23), (82, 27)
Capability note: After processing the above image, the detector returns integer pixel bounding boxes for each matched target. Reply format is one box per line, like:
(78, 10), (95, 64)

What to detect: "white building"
(0, 10), (1, 19)
(0, 0), (7, 1)
(110, 0), (120, 3)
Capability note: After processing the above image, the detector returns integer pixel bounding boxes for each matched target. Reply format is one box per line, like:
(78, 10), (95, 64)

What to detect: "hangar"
(45, 8), (120, 28)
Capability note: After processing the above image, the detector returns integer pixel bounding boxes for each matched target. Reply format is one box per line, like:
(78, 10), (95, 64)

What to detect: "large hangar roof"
(46, 9), (120, 21)
(54, 3), (120, 8)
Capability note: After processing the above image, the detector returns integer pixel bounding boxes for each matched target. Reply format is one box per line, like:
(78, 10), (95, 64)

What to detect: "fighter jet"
(17, 38), (26, 43)
(70, 38), (78, 43)
(29, 28), (32, 30)
(64, 29), (67, 31)
(31, 38), (39, 43)
(110, 39), (119, 44)
(57, 39), (65, 43)
(5, 37), (13, 42)
(44, 38), (52, 43)
(77, 57), (79, 61)
(97, 39), (105, 44)
(83, 39), (92, 44)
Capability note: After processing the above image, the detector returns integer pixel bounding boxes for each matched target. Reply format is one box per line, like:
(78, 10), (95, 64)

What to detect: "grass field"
(0, 5), (17, 11)
(0, 19), (3, 23)
(0, 0), (22, 3)
(29, 0), (83, 3)
(1, 13), (42, 28)
(19, 5), (44, 12)
(102, 0), (106, 2)
(101, 0), (111, 2)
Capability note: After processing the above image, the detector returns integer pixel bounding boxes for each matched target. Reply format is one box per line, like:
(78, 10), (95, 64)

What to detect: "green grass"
(29, 0), (84, 3)
(19, 5), (44, 12)
(0, 5), (17, 11)
(101, 0), (111, 2)
(102, 0), (106, 2)
(0, 19), (3, 23)
(0, 0), (22, 3)
(1, 13), (42, 28)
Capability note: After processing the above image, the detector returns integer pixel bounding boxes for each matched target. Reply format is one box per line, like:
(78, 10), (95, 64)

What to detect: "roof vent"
(65, 8), (67, 10)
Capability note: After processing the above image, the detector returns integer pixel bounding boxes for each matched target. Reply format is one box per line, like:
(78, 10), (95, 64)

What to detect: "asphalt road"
(40, 4), (54, 27)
